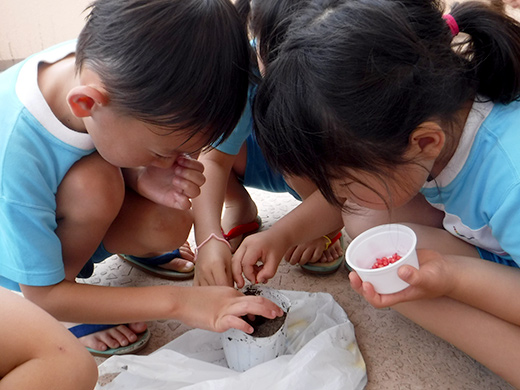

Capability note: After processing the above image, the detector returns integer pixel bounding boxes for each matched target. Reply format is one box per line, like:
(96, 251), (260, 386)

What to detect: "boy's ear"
(406, 121), (445, 160)
(67, 86), (108, 118)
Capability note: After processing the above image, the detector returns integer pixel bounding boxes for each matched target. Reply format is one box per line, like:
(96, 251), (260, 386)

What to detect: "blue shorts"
(77, 242), (113, 278)
(477, 247), (519, 268)
(243, 134), (301, 201)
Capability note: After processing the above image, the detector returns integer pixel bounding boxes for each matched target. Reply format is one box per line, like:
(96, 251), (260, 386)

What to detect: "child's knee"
(51, 343), (98, 390)
(57, 153), (125, 222)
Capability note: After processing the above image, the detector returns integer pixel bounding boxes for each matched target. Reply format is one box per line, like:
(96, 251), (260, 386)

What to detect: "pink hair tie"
(443, 14), (459, 37)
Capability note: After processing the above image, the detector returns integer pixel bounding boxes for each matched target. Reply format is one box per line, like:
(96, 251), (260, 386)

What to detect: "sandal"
(119, 249), (194, 281)
(301, 232), (346, 275)
(68, 323), (151, 357)
(222, 216), (262, 252)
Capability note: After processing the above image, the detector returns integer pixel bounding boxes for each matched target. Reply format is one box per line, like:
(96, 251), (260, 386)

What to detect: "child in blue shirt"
(233, 0), (520, 386)
(0, 0), (283, 356)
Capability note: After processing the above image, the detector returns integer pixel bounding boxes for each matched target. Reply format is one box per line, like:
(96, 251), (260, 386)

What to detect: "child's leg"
(395, 295), (520, 388)
(384, 225), (519, 386)
(56, 152), (125, 280)
(284, 175), (345, 265)
(0, 288), (98, 390)
(102, 186), (194, 271)
(56, 153), (148, 351)
(56, 152), (190, 352)
(221, 143), (259, 251)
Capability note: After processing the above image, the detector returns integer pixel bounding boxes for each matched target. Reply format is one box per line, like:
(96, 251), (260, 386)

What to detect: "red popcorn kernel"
(371, 253), (402, 269)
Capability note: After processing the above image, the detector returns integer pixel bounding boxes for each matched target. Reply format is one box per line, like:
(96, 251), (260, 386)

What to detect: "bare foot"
(157, 241), (195, 271)
(284, 236), (343, 265)
(315, 238), (343, 263)
(68, 322), (148, 352)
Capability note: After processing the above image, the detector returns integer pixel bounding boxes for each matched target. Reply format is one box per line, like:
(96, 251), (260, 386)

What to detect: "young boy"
(0, 0), (283, 355)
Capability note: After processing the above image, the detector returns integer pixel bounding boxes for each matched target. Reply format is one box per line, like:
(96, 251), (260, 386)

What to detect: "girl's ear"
(406, 121), (445, 160)
(66, 86), (108, 118)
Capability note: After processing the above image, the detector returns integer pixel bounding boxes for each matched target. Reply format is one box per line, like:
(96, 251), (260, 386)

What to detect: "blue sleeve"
(0, 200), (65, 289)
(489, 183), (520, 266)
(212, 84), (255, 156)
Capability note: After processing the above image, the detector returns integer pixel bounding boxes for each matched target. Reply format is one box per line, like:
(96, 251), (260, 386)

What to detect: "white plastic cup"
(346, 224), (418, 294)
(221, 286), (291, 372)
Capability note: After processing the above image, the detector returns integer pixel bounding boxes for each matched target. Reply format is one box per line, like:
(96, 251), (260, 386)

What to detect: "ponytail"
(452, 1), (520, 103)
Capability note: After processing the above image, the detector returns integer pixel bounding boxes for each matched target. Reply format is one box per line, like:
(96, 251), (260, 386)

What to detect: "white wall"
(0, 0), (90, 70)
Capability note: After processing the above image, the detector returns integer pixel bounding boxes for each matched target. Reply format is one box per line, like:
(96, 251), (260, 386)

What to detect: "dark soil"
(242, 286), (287, 337)
(243, 311), (287, 338)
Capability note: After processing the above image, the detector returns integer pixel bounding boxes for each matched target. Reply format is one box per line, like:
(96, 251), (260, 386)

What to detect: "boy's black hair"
(253, 0), (520, 206)
(76, 0), (250, 146)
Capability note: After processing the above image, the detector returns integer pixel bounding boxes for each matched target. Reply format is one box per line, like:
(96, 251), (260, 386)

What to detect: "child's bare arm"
(20, 281), (283, 333)
(192, 149), (237, 287)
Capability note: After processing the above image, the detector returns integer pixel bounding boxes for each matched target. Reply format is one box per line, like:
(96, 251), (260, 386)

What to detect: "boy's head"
(73, 0), (250, 148)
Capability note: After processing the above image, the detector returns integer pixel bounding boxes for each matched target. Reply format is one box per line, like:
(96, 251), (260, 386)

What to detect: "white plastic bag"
(96, 291), (367, 390)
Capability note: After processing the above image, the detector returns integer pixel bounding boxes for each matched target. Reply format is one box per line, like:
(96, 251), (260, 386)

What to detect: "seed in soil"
(371, 253), (402, 269)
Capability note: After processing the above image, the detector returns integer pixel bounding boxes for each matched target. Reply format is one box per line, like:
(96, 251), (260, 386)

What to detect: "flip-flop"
(222, 215), (262, 241)
(301, 232), (346, 275)
(222, 216), (262, 253)
(119, 249), (194, 281)
(68, 324), (151, 357)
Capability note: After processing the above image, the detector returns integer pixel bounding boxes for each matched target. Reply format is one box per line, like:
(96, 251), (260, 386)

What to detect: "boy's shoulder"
(1, 40), (76, 97)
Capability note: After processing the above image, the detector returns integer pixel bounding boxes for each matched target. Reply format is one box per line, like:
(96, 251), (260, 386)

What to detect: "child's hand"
(348, 249), (454, 308)
(133, 155), (205, 210)
(193, 242), (234, 287)
(177, 286), (285, 333)
(232, 231), (288, 287)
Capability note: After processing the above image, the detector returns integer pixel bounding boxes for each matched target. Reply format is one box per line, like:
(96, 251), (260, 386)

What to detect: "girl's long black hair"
(254, 0), (520, 206)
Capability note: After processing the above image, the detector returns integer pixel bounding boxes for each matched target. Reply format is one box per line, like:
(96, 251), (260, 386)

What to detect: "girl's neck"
(38, 55), (86, 133)
(430, 99), (474, 179)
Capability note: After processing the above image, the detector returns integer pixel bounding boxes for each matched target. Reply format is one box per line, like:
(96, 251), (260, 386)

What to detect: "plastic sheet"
(96, 290), (367, 390)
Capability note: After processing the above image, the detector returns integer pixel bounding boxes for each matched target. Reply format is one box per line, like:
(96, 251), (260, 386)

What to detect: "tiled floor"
(90, 188), (514, 389)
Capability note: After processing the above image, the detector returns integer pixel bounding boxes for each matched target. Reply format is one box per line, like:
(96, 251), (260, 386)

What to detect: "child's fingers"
(348, 271), (363, 292)
(216, 297), (284, 333)
(220, 315), (254, 334)
(234, 296), (283, 319)
(176, 155), (205, 173)
(172, 178), (201, 199)
(256, 258), (279, 284)
(231, 250), (247, 288)
(397, 264), (418, 285)
(174, 165), (206, 187)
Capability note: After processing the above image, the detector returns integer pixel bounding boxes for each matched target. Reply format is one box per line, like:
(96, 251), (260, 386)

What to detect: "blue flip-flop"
(69, 324), (151, 357)
(119, 249), (194, 280)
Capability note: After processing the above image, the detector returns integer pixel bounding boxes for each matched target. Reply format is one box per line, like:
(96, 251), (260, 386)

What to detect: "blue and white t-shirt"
(0, 41), (95, 290)
(421, 98), (520, 266)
